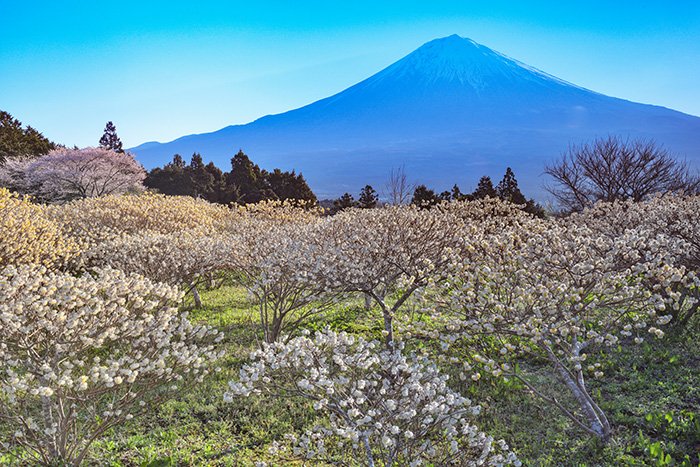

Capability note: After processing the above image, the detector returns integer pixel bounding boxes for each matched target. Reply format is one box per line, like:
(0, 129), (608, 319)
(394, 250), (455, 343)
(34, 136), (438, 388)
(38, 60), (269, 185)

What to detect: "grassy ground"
(4, 285), (699, 465)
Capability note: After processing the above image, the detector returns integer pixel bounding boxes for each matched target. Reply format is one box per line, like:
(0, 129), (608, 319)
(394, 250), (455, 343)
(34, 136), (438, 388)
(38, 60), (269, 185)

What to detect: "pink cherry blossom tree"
(1, 147), (145, 202)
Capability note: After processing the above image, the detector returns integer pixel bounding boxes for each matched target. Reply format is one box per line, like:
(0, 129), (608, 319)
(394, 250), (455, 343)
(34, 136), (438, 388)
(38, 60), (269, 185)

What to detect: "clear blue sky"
(1, 1), (699, 149)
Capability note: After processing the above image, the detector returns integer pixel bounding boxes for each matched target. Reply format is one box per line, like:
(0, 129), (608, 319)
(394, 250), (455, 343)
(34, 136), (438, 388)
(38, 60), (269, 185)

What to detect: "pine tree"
(472, 176), (497, 199)
(266, 168), (317, 203)
(332, 193), (356, 213)
(204, 162), (226, 203)
(524, 199), (547, 218)
(171, 154), (186, 168)
(493, 167), (546, 217)
(411, 185), (440, 208)
(0, 111), (56, 163)
(225, 150), (268, 203)
(144, 154), (192, 196)
(358, 185), (378, 208)
(189, 153), (215, 198)
(98, 121), (124, 153)
(496, 167), (527, 204)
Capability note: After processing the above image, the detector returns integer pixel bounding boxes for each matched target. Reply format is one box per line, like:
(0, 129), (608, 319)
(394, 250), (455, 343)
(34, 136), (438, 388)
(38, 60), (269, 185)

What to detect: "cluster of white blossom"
(225, 329), (518, 466)
(565, 195), (700, 326)
(226, 218), (343, 342)
(319, 204), (468, 345)
(0, 264), (224, 465)
(410, 204), (691, 441)
(85, 230), (233, 304)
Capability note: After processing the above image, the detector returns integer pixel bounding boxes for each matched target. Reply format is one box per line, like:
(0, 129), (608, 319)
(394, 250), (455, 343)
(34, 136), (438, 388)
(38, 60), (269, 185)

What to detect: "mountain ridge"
(130, 35), (700, 199)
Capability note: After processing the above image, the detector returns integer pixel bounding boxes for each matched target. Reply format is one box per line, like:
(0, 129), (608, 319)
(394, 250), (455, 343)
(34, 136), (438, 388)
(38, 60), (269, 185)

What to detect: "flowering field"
(1, 190), (698, 466)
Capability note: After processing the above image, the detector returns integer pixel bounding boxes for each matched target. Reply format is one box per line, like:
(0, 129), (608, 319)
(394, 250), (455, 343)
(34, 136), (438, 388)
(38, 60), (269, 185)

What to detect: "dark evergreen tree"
(189, 153), (215, 198)
(144, 154), (193, 196)
(411, 184), (440, 208)
(172, 154), (186, 168)
(201, 162), (226, 203)
(496, 167), (527, 204)
(225, 150), (270, 203)
(0, 111), (56, 164)
(494, 167), (546, 217)
(332, 193), (356, 213)
(145, 149), (318, 206)
(357, 185), (378, 208)
(266, 168), (317, 203)
(524, 199), (547, 218)
(472, 176), (498, 199)
(450, 184), (471, 201)
(98, 121), (124, 153)
(190, 152), (204, 170)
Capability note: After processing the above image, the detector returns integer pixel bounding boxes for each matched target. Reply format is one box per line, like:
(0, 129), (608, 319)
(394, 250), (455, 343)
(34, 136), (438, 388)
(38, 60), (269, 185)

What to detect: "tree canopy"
(144, 150), (317, 205)
(0, 110), (56, 164)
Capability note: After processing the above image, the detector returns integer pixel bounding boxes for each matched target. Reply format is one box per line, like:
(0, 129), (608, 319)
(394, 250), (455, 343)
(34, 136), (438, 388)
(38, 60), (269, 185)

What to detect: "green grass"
(3, 285), (699, 466)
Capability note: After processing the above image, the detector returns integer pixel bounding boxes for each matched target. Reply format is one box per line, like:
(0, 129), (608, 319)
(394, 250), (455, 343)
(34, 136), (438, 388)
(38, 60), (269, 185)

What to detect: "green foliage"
(358, 184), (378, 208)
(332, 192), (356, 213)
(638, 410), (699, 466)
(0, 110), (56, 163)
(226, 150), (268, 203)
(264, 167), (317, 203)
(145, 150), (317, 205)
(411, 184), (440, 208)
(98, 121), (124, 153)
(472, 175), (498, 199)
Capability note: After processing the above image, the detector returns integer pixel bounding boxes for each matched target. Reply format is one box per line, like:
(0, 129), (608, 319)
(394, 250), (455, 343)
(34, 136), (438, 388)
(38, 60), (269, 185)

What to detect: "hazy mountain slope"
(130, 35), (700, 199)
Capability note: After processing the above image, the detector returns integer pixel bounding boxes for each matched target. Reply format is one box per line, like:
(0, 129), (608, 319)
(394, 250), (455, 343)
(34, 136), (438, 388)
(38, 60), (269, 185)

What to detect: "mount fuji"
(130, 35), (700, 199)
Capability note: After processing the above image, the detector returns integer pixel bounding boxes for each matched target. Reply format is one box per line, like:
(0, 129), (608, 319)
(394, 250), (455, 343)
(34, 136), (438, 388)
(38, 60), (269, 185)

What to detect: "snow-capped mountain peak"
(130, 35), (700, 200)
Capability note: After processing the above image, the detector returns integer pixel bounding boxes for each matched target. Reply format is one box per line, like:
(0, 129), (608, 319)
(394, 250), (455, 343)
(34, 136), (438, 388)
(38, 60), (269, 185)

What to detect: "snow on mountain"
(130, 35), (700, 199)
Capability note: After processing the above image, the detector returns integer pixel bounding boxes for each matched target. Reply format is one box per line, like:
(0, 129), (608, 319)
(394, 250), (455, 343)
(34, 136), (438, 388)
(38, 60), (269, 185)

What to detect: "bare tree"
(545, 136), (699, 212)
(383, 165), (415, 205)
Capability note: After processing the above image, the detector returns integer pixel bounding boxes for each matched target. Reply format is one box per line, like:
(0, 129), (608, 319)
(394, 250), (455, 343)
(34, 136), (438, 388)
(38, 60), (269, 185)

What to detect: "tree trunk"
(547, 347), (611, 442)
(191, 285), (202, 308)
(267, 315), (283, 344)
(363, 293), (372, 310)
(382, 307), (394, 347)
(362, 433), (376, 467)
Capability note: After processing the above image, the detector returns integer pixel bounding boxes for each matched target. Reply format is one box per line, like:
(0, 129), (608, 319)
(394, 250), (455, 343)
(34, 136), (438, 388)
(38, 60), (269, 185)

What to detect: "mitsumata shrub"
(0, 265), (223, 465)
(0, 190), (698, 465)
(0, 188), (79, 270)
(225, 329), (520, 466)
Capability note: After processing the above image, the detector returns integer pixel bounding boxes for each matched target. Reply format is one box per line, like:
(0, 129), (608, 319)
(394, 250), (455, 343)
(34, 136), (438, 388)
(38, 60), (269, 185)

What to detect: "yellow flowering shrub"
(46, 192), (233, 245)
(0, 188), (79, 269)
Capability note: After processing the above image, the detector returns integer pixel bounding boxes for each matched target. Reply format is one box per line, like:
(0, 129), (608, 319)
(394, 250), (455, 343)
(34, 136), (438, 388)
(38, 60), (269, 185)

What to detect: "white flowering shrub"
(0, 265), (224, 465)
(566, 195), (700, 327)
(230, 198), (323, 226)
(322, 204), (467, 345)
(85, 230), (233, 307)
(225, 329), (518, 466)
(420, 220), (684, 441)
(229, 219), (343, 343)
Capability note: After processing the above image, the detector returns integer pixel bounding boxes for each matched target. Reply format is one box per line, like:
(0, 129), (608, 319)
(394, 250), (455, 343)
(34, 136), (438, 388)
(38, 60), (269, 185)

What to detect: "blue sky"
(1, 1), (699, 148)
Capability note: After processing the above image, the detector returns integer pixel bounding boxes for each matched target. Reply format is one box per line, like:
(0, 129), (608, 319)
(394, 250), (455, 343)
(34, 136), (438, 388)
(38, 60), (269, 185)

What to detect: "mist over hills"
(130, 34), (700, 199)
